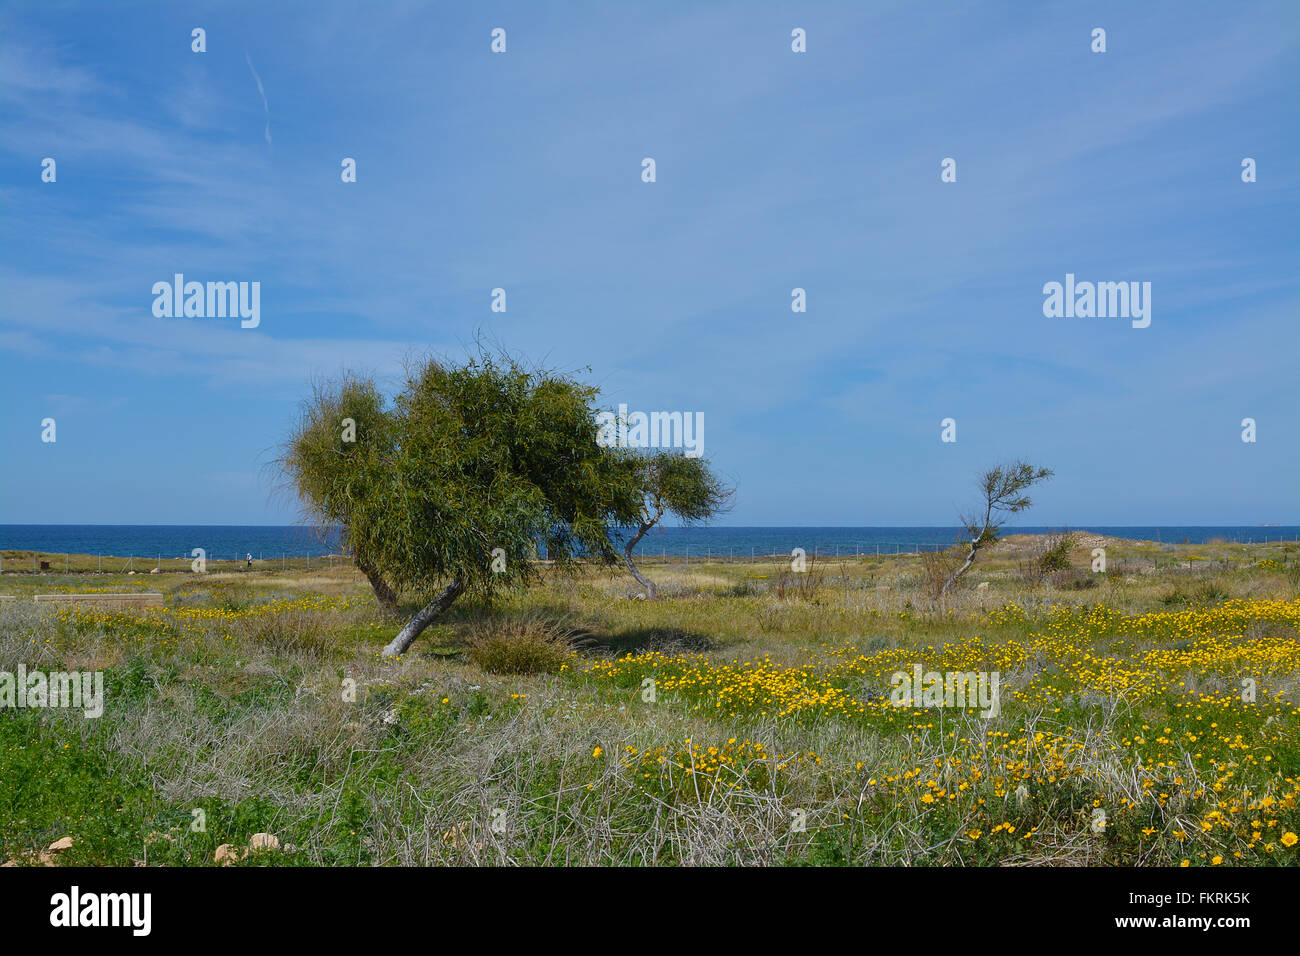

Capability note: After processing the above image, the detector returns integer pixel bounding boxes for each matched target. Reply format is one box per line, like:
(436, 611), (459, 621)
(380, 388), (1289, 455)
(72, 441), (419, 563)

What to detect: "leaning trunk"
(622, 522), (658, 598)
(940, 535), (984, 596)
(356, 556), (399, 612)
(381, 579), (465, 657)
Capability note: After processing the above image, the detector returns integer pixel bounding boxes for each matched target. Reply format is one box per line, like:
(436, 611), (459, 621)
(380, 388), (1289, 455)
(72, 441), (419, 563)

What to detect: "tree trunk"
(381, 579), (465, 657)
(940, 539), (981, 596)
(622, 520), (658, 598)
(940, 503), (995, 596)
(356, 556), (399, 612)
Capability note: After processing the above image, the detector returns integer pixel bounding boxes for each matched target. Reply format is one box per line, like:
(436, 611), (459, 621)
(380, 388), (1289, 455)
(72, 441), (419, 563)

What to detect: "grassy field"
(2, 533), (1298, 867)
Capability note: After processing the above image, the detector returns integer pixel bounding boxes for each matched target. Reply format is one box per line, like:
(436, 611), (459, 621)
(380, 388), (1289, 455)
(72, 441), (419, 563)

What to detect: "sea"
(1, 525), (1297, 560)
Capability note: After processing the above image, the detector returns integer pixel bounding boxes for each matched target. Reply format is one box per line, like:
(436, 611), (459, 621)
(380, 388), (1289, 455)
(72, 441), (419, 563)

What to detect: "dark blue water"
(0, 525), (343, 561)
(2, 525), (1297, 559)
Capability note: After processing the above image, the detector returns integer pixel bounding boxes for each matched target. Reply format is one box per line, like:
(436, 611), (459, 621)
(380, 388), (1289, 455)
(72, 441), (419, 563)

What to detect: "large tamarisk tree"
(279, 374), (402, 611)
(284, 351), (643, 657)
(619, 450), (732, 598)
(940, 459), (1054, 596)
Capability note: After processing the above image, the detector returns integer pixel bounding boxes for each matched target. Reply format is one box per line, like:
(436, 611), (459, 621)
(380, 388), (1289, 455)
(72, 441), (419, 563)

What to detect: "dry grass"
(463, 615), (579, 675)
(1, 536), (1297, 867)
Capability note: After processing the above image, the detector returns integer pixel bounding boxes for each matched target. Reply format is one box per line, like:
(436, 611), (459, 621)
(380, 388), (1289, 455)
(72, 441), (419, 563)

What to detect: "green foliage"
(281, 350), (645, 603)
(279, 374), (391, 554)
(961, 460), (1055, 546)
(939, 460), (1054, 596)
(395, 693), (461, 742)
(616, 449), (732, 595)
(1038, 532), (1076, 572)
(0, 714), (153, 863)
(626, 451), (732, 526)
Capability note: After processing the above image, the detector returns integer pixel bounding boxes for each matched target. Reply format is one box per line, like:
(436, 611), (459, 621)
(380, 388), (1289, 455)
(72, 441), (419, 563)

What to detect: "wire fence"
(1, 544), (951, 574)
(635, 543), (952, 563)
(0, 551), (345, 574)
(629, 534), (1300, 565)
(2, 534), (1296, 574)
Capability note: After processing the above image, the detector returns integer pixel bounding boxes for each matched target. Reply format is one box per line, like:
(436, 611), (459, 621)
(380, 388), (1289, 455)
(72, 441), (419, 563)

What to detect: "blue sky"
(1, 0), (1296, 526)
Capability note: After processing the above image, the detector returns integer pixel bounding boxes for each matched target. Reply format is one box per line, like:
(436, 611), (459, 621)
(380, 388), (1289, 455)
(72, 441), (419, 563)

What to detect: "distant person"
(246, 553), (253, 568)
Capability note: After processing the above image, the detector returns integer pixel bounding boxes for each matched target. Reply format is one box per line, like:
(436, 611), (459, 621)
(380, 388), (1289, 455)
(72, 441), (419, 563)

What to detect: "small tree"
(940, 460), (1054, 596)
(279, 374), (401, 611)
(619, 451), (732, 598)
(1036, 529), (1077, 573)
(284, 351), (643, 657)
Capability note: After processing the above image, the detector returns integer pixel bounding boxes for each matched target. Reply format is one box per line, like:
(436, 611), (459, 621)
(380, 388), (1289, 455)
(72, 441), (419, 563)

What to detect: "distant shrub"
(1037, 532), (1077, 572)
(464, 616), (576, 675)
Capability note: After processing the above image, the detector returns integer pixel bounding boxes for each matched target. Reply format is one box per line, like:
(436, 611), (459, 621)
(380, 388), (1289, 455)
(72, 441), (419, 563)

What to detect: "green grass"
(2, 536), (1298, 866)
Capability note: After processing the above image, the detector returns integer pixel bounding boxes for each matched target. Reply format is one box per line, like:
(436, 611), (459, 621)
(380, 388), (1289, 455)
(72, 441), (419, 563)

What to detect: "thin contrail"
(244, 50), (271, 147)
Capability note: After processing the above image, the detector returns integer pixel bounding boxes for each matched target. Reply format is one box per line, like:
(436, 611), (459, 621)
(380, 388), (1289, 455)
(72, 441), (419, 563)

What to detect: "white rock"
(214, 844), (239, 864)
(249, 833), (280, 851)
